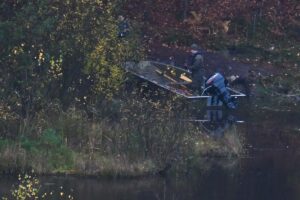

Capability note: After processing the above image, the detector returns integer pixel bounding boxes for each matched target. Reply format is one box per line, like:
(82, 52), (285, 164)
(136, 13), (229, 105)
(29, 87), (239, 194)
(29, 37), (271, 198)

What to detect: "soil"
(146, 43), (281, 80)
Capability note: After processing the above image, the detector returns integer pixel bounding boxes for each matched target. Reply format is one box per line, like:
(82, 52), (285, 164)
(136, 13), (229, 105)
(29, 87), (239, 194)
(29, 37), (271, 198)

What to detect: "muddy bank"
(147, 44), (280, 77)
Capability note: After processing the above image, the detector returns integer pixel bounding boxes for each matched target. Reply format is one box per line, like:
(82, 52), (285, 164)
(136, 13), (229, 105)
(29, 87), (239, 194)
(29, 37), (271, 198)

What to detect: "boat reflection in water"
(185, 107), (245, 138)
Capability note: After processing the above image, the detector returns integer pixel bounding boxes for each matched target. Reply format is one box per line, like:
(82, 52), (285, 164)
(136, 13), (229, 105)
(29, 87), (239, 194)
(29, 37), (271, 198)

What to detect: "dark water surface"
(1, 108), (300, 200)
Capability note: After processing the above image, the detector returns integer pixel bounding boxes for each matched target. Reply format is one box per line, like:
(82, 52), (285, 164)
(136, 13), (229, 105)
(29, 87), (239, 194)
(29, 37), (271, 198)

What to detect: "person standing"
(118, 15), (130, 38)
(187, 44), (205, 94)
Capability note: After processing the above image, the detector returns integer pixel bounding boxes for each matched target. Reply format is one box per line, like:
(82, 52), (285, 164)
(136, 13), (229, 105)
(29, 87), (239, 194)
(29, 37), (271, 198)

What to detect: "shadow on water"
(1, 103), (300, 200)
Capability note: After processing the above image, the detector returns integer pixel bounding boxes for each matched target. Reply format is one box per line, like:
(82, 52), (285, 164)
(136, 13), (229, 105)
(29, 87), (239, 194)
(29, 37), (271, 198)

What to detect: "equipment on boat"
(204, 73), (236, 109)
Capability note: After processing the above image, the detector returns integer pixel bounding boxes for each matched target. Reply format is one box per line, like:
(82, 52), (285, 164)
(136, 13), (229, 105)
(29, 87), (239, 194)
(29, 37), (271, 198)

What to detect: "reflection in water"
(200, 109), (243, 138)
(185, 108), (245, 138)
(2, 159), (299, 200)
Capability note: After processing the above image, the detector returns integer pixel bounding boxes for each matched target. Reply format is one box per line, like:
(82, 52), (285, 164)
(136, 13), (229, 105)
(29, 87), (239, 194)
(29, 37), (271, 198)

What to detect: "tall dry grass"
(0, 94), (245, 176)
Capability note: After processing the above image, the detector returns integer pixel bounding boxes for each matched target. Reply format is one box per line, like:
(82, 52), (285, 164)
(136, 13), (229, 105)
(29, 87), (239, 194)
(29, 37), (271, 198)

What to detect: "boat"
(122, 61), (246, 107)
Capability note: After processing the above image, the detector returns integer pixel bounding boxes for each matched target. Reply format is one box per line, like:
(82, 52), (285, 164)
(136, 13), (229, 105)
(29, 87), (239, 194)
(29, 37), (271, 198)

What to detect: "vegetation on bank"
(1, 0), (298, 176)
(0, 93), (245, 176)
(1, 173), (75, 200)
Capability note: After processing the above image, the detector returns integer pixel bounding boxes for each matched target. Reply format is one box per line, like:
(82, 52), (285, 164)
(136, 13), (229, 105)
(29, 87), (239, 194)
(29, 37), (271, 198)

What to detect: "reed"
(0, 96), (245, 176)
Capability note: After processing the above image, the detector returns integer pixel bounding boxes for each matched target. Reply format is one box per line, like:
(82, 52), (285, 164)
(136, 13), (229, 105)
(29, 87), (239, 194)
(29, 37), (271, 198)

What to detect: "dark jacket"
(189, 52), (204, 86)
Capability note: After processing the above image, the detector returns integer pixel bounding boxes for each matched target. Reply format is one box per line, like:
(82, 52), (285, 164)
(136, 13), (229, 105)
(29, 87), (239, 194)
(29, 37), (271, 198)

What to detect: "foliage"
(1, 174), (75, 200)
(7, 128), (74, 172)
(0, 93), (245, 176)
(0, 0), (142, 119)
(124, 0), (299, 60)
(162, 28), (195, 46)
(2, 0), (289, 178)
(20, 129), (63, 151)
(167, 1), (298, 40)
(40, 128), (62, 147)
(11, 174), (40, 200)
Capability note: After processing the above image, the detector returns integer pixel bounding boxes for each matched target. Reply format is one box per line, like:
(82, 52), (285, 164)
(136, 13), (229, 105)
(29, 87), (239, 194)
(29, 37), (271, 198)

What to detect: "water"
(1, 108), (300, 200)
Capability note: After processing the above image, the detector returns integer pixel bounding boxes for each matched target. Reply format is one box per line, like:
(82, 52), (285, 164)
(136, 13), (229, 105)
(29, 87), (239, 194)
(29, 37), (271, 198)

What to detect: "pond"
(1, 107), (300, 200)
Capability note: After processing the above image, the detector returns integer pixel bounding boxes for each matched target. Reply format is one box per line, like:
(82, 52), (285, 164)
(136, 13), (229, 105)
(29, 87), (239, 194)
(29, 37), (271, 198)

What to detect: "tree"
(0, 0), (143, 120)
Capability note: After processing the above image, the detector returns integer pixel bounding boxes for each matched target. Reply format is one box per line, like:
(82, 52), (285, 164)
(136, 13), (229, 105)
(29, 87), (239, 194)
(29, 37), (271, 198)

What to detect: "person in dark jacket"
(187, 44), (205, 94)
(118, 15), (130, 38)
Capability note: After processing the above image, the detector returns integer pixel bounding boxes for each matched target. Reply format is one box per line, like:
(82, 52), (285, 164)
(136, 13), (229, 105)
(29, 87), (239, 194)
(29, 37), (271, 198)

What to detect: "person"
(186, 44), (237, 109)
(186, 43), (205, 94)
(205, 73), (236, 109)
(118, 15), (130, 38)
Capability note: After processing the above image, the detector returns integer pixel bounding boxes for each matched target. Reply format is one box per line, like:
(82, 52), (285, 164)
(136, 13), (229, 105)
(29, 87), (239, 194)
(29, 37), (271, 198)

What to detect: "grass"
(0, 94), (246, 177)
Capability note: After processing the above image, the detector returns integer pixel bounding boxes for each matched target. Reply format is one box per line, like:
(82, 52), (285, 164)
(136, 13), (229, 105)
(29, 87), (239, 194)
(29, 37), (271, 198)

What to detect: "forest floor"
(147, 42), (280, 79)
(144, 42), (300, 110)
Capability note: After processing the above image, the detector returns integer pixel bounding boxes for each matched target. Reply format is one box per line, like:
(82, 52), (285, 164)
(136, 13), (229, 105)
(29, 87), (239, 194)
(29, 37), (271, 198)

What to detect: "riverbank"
(1, 0), (299, 179)
(1, 73), (299, 177)
(0, 94), (245, 177)
(2, 106), (300, 200)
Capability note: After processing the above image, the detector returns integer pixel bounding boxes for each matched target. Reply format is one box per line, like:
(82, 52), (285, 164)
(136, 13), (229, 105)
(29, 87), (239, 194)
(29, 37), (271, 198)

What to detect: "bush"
(1, 173), (75, 200)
